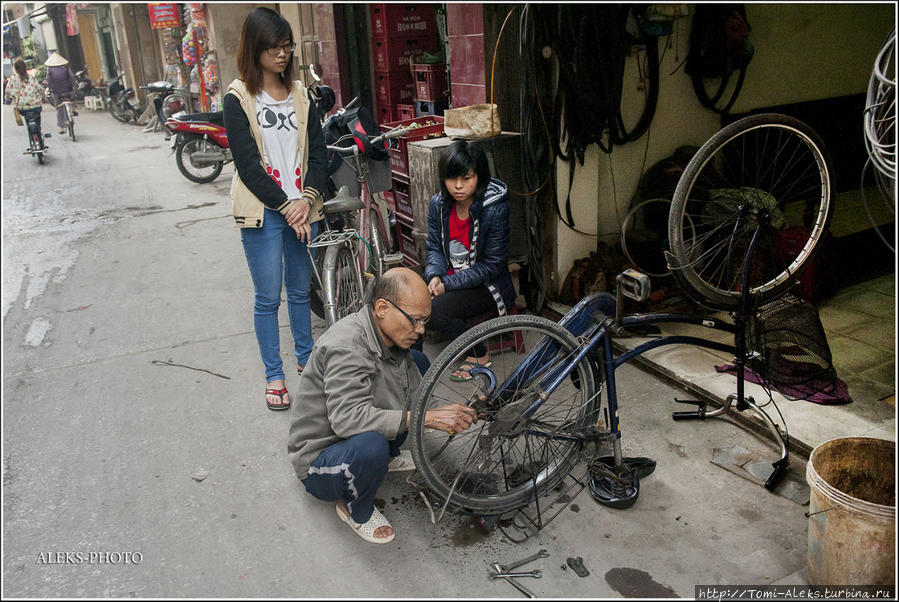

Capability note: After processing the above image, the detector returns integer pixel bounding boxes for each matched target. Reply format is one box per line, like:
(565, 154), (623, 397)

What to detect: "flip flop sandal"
(336, 503), (395, 544)
(387, 449), (416, 472)
(265, 387), (290, 411)
(449, 360), (493, 382)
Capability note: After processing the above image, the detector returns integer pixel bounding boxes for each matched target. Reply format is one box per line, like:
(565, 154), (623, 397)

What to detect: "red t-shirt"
(446, 208), (472, 276)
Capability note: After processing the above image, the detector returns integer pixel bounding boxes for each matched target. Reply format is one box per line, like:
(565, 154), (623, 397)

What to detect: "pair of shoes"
(336, 503), (395, 544)
(72, 110), (78, 116)
(449, 360), (492, 382)
(297, 366), (304, 376)
(58, 128), (65, 134)
(265, 387), (289, 411)
(387, 449), (416, 472)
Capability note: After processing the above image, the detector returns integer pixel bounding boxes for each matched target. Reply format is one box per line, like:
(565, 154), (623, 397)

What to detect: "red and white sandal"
(265, 387), (290, 411)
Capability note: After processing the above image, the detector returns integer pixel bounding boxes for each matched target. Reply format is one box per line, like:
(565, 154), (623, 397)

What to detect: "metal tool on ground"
(497, 549), (549, 573)
(489, 570), (542, 579)
(491, 562), (537, 598)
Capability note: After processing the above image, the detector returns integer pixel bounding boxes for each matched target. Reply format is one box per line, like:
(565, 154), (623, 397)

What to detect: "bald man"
(287, 268), (477, 544)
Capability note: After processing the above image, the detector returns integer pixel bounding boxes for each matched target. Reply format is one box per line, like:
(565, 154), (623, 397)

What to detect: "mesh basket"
(747, 293), (838, 401)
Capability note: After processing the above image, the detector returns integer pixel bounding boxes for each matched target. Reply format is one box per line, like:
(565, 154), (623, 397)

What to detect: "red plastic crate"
(412, 63), (447, 102)
(376, 104), (396, 125)
(383, 188), (396, 212)
(397, 103), (415, 121)
(372, 36), (435, 72)
(370, 4), (438, 39)
(379, 115), (445, 177)
(395, 215), (419, 266)
(374, 70), (415, 110)
(392, 176), (413, 221)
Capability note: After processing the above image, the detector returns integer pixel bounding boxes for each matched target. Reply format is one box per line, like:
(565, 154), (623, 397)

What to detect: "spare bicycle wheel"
(621, 198), (675, 278)
(667, 113), (834, 310)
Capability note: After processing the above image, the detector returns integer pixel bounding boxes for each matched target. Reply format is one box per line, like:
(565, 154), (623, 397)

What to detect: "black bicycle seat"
(145, 81), (174, 94)
(176, 111), (223, 124)
(322, 185), (364, 214)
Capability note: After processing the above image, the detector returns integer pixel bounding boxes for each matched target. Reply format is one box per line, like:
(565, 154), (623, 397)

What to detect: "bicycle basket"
(747, 293), (840, 401)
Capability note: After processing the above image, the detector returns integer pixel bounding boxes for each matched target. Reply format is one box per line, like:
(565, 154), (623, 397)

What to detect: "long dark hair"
(438, 140), (491, 203)
(236, 7), (295, 96)
(13, 58), (28, 81)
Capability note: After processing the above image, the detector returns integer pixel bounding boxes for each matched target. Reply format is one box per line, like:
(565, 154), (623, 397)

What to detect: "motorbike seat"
(146, 81), (174, 94)
(322, 185), (364, 215)
(177, 111), (224, 124)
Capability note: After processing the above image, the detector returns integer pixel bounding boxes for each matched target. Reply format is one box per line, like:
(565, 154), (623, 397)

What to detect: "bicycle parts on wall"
(408, 113), (833, 542)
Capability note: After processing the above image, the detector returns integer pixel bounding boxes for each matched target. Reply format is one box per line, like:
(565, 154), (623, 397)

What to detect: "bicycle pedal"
(383, 252), (404, 265)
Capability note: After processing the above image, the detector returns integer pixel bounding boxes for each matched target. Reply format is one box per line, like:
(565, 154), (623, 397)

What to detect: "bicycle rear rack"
(307, 228), (359, 249)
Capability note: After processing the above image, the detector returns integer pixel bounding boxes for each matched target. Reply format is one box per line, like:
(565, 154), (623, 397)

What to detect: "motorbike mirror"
(309, 62), (322, 82)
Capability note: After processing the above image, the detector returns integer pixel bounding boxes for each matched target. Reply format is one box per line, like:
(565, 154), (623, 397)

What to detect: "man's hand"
(428, 276), (445, 298)
(423, 403), (477, 434)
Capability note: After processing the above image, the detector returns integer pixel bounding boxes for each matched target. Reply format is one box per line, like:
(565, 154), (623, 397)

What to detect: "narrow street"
(2, 105), (813, 598)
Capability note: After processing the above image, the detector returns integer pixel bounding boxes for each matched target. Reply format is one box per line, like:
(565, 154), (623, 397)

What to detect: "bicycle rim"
(334, 245), (364, 320)
(668, 113), (833, 310)
(369, 207), (388, 276)
(409, 315), (601, 515)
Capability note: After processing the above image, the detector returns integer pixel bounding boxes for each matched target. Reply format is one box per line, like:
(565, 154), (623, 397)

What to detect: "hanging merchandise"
(182, 28), (197, 66)
(203, 53), (218, 89)
(65, 3), (79, 36)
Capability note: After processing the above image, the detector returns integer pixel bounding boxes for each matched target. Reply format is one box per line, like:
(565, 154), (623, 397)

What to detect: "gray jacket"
(287, 307), (422, 479)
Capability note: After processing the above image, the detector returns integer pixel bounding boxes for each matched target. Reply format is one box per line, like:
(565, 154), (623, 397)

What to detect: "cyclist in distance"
(45, 51), (76, 134)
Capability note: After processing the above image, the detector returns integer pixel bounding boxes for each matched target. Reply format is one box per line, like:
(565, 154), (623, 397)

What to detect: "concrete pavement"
(3, 104), (816, 597)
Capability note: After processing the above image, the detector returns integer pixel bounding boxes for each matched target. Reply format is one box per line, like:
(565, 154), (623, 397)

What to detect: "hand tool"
(489, 570), (542, 579)
(491, 562), (537, 598)
(498, 549), (549, 573)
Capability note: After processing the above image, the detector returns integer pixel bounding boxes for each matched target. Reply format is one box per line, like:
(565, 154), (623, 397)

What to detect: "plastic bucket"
(806, 437), (895, 585)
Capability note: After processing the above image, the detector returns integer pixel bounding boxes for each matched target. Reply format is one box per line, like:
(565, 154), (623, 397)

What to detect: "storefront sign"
(148, 3), (180, 29)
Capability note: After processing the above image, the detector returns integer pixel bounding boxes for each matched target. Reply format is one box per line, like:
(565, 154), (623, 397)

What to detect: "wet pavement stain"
(451, 523), (486, 547)
(605, 568), (679, 598)
(570, 503), (580, 513)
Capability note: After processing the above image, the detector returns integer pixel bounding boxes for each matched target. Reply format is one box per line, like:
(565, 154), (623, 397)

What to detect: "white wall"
(551, 2), (896, 295)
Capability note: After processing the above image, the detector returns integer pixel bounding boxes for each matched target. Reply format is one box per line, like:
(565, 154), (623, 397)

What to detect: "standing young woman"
(223, 7), (328, 411)
(419, 140), (516, 381)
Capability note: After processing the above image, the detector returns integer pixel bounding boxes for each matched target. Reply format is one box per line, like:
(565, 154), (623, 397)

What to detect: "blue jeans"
(241, 209), (318, 383)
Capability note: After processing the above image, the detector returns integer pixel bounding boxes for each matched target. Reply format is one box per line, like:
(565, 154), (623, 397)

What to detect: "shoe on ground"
(59, 128), (65, 133)
(387, 449), (415, 472)
(336, 503), (395, 544)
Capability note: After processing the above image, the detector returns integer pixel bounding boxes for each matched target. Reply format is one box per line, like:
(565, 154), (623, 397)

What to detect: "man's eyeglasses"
(267, 42), (296, 56)
(382, 298), (429, 328)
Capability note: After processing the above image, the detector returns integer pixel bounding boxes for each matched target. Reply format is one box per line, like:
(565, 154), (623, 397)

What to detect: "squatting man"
(287, 267), (478, 543)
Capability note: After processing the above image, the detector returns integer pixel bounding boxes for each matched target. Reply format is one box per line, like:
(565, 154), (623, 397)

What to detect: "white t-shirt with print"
(255, 90), (303, 200)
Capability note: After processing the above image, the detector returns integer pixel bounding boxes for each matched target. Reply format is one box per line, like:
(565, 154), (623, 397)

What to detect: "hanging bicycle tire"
(408, 315), (602, 515)
(667, 113), (834, 310)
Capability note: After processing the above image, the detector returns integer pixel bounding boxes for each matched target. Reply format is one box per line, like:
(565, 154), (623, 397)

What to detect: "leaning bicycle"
(308, 118), (413, 326)
(407, 113), (834, 540)
(59, 95), (75, 141)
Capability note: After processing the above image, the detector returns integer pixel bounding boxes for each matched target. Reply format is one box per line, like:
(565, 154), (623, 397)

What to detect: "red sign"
(148, 3), (180, 29)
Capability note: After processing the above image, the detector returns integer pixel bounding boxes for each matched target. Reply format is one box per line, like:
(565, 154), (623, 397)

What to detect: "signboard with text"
(148, 3), (180, 29)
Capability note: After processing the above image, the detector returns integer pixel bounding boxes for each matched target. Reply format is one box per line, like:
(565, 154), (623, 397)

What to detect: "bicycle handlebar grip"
(672, 410), (706, 421)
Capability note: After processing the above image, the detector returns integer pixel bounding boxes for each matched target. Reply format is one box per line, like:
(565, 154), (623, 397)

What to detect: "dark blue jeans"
(300, 349), (429, 523)
(240, 209), (318, 382)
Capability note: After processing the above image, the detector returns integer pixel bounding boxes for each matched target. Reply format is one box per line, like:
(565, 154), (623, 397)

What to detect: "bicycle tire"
(667, 113), (834, 310)
(409, 315), (600, 515)
(68, 121), (75, 142)
(175, 138), (224, 184)
(369, 207), (389, 276)
(322, 243), (364, 326)
(109, 100), (130, 123)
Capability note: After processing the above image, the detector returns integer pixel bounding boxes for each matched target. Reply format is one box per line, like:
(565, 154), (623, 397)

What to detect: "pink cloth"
(714, 364), (851, 405)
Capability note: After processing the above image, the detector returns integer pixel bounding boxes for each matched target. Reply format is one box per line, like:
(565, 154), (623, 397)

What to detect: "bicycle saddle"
(322, 185), (364, 214)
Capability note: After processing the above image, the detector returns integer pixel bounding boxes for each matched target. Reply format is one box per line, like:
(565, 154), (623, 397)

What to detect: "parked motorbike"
(107, 73), (142, 123)
(152, 82), (196, 139)
(164, 110), (231, 183)
(73, 69), (94, 103)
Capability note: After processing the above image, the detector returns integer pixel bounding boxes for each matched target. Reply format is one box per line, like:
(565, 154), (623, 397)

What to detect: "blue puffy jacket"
(424, 178), (516, 314)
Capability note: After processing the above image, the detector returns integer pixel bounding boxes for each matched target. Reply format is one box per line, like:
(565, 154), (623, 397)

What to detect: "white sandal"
(387, 449), (416, 472)
(336, 503), (395, 544)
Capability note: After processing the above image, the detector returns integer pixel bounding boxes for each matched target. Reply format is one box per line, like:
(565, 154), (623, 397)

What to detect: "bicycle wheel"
(409, 315), (602, 515)
(332, 244), (364, 323)
(68, 119), (75, 142)
(176, 138), (224, 184)
(668, 113), (833, 310)
(368, 207), (390, 276)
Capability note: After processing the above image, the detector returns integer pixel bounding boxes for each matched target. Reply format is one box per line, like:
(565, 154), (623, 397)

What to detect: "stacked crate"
(380, 116), (446, 267)
(411, 61), (448, 117)
(370, 4), (440, 124)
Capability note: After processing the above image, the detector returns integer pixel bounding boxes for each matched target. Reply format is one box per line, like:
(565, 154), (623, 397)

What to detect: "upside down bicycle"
(405, 113), (834, 541)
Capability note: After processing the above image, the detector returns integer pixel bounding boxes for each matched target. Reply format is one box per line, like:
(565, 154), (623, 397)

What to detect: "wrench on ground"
(498, 549), (550, 573)
(491, 562), (537, 598)
(489, 570), (542, 579)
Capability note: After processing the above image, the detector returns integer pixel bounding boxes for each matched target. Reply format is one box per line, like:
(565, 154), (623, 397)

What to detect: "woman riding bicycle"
(45, 51), (76, 134)
(222, 7), (329, 412)
(6, 58), (44, 131)
(417, 140), (516, 381)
